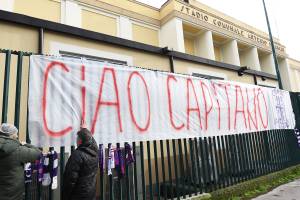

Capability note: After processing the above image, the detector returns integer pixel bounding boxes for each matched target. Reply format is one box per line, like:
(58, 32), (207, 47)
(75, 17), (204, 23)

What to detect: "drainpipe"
(38, 28), (44, 54)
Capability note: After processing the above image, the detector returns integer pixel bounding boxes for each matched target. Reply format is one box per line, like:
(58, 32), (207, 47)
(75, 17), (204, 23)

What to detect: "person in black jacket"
(62, 122), (99, 200)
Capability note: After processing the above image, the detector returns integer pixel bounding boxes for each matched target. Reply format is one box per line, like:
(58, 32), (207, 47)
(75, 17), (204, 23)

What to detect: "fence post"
(1, 50), (11, 123)
(14, 51), (23, 129)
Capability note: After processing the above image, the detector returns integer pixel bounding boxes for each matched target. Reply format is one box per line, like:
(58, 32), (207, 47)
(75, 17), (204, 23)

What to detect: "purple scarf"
(99, 144), (104, 174)
(125, 143), (134, 165)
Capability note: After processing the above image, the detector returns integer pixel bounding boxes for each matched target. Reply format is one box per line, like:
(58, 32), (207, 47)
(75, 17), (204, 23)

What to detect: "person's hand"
(81, 119), (87, 129)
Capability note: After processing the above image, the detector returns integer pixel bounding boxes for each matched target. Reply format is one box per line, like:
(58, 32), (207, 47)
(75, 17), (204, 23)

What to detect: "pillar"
(160, 18), (185, 52)
(221, 39), (240, 66)
(194, 30), (215, 60)
(239, 47), (261, 71)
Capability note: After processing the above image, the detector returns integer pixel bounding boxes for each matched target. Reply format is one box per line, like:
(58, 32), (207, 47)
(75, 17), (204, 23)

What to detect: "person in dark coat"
(0, 123), (41, 200)
(62, 123), (99, 200)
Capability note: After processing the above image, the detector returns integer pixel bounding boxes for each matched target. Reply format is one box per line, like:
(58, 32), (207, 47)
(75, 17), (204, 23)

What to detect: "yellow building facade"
(0, 0), (300, 138)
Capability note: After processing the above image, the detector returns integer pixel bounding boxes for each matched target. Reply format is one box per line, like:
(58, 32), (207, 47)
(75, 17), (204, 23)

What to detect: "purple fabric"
(295, 129), (300, 147)
(114, 148), (119, 166)
(125, 143), (134, 165)
(99, 144), (104, 174)
(38, 155), (45, 182)
(118, 147), (125, 177)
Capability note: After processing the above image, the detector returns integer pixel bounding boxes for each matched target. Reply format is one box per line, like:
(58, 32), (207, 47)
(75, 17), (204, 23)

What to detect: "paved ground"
(252, 179), (300, 200)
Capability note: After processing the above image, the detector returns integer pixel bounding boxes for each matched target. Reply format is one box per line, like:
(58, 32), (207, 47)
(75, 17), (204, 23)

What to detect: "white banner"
(28, 56), (295, 147)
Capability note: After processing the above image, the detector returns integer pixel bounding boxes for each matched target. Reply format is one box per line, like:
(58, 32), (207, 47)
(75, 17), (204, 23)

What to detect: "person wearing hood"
(62, 121), (99, 200)
(0, 123), (41, 200)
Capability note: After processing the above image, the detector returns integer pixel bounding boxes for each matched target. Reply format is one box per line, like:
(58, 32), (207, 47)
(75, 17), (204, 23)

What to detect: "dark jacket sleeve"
(18, 143), (41, 164)
(63, 150), (83, 200)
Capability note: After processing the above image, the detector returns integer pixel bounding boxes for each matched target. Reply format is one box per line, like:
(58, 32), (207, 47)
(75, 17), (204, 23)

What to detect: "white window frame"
(49, 42), (133, 65)
(188, 67), (228, 80)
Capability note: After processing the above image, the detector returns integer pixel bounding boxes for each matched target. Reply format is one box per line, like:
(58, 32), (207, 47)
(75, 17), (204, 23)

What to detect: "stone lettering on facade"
(178, 4), (285, 53)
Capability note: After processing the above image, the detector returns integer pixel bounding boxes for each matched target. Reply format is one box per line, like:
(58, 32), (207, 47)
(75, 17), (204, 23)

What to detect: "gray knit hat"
(0, 123), (18, 136)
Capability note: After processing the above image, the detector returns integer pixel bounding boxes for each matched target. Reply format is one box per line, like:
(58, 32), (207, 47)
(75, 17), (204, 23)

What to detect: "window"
(192, 73), (224, 80)
(59, 51), (127, 65)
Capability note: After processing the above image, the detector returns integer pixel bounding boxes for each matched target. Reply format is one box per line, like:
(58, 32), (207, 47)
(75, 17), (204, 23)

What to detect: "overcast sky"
(138, 0), (300, 61)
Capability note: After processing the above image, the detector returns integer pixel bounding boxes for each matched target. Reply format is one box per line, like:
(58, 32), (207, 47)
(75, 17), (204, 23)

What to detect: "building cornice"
(0, 10), (277, 80)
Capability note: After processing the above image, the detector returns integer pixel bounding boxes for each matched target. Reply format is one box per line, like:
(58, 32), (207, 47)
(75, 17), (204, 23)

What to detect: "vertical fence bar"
(189, 138), (197, 194)
(203, 137), (212, 192)
(153, 141), (160, 200)
(243, 133), (251, 180)
(275, 130), (282, 170)
(147, 141), (153, 200)
(283, 130), (291, 166)
(252, 132), (260, 177)
(237, 134), (243, 182)
(276, 130), (284, 170)
(166, 140), (173, 200)
(14, 51), (23, 129)
(261, 132), (270, 175)
(259, 132), (267, 175)
(100, 146), (104, 200)
(267, 131), (275, 172)
(270, 130), (278, 171)
(60, 146), (65, 200)
(178, 139), (185, 198)
(221, 136), (229, 187)
(230, 135), (238, 184)
(278, 130), (285, 169)
(125, 143), (130, 200)
(224, 135), (232, 185)
(140, 142), (146, 200)
(159, 140), (167, 200)
(49, 147), (54, 200)
(252, 132), (261, 176)
(212, 137), (220, 190)
(1, 50), (11, 123)
(194, 138), (202, 193)
(184, 138), (193, 196)
(108, 144), (114, 200)
(216, 136), (225, 189)
(279, 130), (287, 167)
(246, 133), (254, 179)
(117, 143), (123, 200)
(233, 135), (239, 183)
(254, 132), (263, 176)
(199, 138), (207, 192)
(208, 137), (217, 191)
(171, 139), (179, 199)
(239, 134), (247, 182)
(133, 142), (139, 200)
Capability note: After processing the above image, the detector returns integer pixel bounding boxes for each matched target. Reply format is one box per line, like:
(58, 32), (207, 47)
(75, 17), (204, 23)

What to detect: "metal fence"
(1, 49), (300, 200)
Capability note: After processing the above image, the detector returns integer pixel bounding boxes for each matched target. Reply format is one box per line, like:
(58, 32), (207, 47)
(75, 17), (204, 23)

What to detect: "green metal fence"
(1, 49), (300, 200)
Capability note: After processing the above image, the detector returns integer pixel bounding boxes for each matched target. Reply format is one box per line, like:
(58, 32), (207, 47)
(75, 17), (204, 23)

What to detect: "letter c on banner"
(42, 61), (73, 137)
(167, 75), (184, 130)
(127, 71), (151, 132)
